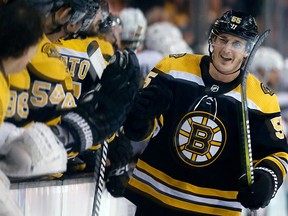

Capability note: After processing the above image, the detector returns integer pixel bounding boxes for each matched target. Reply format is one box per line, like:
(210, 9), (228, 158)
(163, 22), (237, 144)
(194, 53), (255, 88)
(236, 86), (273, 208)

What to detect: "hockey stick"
(91, 140), (108, 216)
(87, 40), (107, 81)
(88, 40), (109, 216)
(87, 40), (109, 216)
(239, 29), (271, 216)
(90, 25), (144, 216)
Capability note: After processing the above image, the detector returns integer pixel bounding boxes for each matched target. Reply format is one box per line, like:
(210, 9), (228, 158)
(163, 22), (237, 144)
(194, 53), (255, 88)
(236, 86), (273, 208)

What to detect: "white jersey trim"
(168, 70), (205, 86)
(58, 47), (89, 59)
(133, 167), (242, 210)
(167, 70), (262, 112)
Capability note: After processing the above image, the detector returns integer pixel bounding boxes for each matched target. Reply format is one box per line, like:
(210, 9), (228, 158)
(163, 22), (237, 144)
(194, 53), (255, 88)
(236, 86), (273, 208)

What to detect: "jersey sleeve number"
(271, 116), (285, 139)
(143, 71), (158, 88)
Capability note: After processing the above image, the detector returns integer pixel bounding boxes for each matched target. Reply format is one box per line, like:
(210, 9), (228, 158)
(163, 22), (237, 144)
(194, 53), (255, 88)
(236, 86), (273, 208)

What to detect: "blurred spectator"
(164, 0), (190, 28)
(145, 21), (193, 56)
(145, 6), (170, 25)
(250, 46), (284, 92)
(119, 7), (147, 51)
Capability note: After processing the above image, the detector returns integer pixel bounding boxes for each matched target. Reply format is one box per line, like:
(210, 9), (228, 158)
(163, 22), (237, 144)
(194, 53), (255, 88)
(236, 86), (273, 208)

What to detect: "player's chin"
(214, 61), (230, 71)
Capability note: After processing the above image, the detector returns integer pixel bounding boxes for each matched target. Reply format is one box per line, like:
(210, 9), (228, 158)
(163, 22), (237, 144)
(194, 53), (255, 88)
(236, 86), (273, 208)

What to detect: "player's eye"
(218, 36), (228, 44)
(232, 41), (244, 50)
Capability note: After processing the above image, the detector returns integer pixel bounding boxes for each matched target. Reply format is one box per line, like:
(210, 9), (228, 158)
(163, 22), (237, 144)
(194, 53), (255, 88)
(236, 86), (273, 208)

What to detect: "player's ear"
(243, 51), (249, 58)
(55, 7), (72, 25)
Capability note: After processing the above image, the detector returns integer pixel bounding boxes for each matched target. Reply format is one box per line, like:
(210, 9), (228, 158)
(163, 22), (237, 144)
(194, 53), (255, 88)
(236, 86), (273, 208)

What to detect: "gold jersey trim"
(129, 160), (241, 215)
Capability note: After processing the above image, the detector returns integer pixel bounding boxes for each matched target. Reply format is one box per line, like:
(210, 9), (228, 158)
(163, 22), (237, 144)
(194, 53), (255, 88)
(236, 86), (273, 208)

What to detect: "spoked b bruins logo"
(174, 111), (227, 167)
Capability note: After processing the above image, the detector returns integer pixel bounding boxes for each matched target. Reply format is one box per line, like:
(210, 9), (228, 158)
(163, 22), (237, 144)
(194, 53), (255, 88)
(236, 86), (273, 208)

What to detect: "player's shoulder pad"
(56, 37), (91, 53)
(168, 53), (187, 58)
(247, 73), (280, 113)
(28, 35), (71, 83)
(154, 54), (204, 76)
(9, 69), (30, 90)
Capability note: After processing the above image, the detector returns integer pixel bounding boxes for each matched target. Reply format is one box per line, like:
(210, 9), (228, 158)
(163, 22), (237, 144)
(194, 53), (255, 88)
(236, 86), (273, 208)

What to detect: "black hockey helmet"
(52, 0), (100, 25)
(207, 10), (260, 77)
(79, 0), (108, 32)
(209, 10), (259, 45)
(98, 13), (121, 34)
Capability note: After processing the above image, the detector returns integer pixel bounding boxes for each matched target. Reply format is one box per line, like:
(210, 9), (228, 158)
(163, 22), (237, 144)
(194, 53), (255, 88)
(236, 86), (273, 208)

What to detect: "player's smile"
(219, 54), (232, 62)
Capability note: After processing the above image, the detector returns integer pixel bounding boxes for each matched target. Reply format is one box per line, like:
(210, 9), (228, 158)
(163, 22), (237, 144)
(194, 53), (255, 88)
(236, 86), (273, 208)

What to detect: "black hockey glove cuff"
(56, 108), (124, 156)
(60, 76), (133, 153)
(60, 112), (98, 153)
(107, 134), (133, 169)
(237, 167), (278, 209)
(105, 164), (130, 197)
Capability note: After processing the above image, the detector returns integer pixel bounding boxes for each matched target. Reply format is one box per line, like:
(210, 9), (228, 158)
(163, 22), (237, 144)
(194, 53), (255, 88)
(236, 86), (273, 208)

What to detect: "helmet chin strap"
(208, 42), (244, 76)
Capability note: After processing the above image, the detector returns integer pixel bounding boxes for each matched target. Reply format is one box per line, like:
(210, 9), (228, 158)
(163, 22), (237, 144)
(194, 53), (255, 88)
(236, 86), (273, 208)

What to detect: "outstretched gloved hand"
(123, 73), (173, 141)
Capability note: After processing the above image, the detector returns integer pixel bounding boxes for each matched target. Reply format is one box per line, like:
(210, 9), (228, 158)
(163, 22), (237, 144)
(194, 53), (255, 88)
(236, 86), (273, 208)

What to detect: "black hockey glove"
(107, 134), (133, 169)
(78, 146), (102, 172)
(97, 48), (142, 111)
(55, 50), (141, 155)
(237, 167), (278, 209)
(105, 165), (130, 197)
(104, 135), (133, 197)
(100, 49), (141, 93)
(131, 85), (172, 119)
(123, 79), (173, 141)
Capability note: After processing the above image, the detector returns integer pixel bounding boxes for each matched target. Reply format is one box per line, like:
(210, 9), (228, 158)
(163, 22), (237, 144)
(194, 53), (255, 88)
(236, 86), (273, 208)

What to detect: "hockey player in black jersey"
(123, 10), (288, 216)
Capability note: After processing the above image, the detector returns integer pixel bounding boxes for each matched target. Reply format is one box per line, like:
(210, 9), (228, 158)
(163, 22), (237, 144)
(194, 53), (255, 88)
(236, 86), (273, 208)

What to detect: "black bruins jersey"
(125, 54), (288, 216)
(6, 35), (76, 126)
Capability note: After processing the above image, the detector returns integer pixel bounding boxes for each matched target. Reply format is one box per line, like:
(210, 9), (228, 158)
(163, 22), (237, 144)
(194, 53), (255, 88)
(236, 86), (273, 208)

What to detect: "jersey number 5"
(271, 116), (285, 139)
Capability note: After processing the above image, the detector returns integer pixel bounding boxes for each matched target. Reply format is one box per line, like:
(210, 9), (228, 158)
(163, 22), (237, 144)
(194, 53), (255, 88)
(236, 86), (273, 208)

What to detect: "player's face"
(211, 33), (248, 75)
(86, 11), (104, 35)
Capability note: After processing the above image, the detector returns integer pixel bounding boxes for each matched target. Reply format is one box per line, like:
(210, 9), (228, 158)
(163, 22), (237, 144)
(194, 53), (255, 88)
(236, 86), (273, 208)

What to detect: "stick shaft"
(239, 30), (271, 216)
